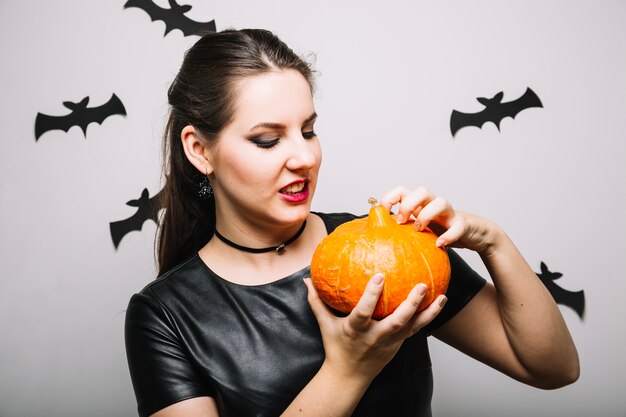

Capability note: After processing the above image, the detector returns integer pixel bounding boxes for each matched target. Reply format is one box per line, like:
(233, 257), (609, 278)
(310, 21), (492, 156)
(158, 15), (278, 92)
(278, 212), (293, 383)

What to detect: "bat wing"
(450, 109), (489, 137)
(501, 87), (543, 120)
(547, 285), (586, 320)
(124, 0), (215, 36)
(178, 15), (216, 36)
(147, 189), (164, 223)
(124, 0), (173, 32)
(35, 112), (76, 141)
(124, 0), (164, 20)
(562, 289), (585, 319)
(537, 262), (585, 319)
(110, 212), (147, 249)
(82, 94), (127, 132)
(110, 188), (163, 249)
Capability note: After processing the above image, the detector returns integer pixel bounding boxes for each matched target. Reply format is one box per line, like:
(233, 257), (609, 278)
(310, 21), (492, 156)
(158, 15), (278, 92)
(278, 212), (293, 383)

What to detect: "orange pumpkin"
(311, 198), (451, 319)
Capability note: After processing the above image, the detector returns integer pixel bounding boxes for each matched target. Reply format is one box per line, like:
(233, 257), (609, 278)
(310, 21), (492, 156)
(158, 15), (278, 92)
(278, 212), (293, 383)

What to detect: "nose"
(286, 133), (319, 171)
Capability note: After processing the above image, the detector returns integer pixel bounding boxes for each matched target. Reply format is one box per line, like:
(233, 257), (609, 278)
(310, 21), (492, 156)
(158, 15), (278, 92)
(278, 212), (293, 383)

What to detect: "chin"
(276, 204), (312, 226)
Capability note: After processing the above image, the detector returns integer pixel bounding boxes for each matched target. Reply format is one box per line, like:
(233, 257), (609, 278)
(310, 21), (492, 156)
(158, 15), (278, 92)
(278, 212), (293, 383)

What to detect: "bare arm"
(150, 397), (219, 417)
(384, 186), (580, 389)
(434, 221), (579, 389)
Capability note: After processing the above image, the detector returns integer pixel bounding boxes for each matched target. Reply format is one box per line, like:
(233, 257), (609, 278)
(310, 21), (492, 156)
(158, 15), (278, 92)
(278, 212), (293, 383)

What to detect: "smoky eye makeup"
(301, 120), (317, 140)
(245, 113), (317, 148)
(248, 134), (280, 149)
(249, 137), (279, 149)
(302, 130), (316, 139)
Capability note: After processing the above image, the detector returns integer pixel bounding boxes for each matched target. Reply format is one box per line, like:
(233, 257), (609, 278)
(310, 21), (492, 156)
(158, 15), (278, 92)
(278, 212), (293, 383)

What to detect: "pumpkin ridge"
(333, 265), (340, 311)
(381, 280), (389, 318)
(419, 251), (436, 305)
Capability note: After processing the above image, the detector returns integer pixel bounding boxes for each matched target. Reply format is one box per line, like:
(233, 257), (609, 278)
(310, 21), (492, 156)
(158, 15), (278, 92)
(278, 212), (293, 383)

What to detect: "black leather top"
(125, 212), (486, 417)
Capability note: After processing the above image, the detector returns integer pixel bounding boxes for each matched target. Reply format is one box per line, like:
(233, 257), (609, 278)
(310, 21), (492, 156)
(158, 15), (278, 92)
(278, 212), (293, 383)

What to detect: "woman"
(125, 28), (579, 417)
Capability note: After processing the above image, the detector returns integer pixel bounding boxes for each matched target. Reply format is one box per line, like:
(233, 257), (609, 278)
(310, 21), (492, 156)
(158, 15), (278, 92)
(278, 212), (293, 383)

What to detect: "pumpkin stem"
(367, 197), (395, 228)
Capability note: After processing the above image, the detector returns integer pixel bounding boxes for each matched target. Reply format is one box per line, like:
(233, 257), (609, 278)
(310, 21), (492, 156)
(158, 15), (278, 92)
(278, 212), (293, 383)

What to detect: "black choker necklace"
(214, 221), (307, 254)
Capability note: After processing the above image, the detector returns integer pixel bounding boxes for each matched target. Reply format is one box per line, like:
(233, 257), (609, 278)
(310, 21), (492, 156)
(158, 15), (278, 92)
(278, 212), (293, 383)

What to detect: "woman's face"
(209, 69), (321, 229)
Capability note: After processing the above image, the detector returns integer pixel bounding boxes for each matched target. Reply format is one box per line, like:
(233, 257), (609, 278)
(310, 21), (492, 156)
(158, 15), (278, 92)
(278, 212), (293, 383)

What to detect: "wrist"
(319, 359), (374, 393)
(476, 219), (506, 258)
(283, 360), (373, 416)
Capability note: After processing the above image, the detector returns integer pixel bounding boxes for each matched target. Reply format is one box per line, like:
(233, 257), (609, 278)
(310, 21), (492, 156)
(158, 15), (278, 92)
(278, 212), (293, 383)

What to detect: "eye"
(302, 130), (317, 140)
(250, 137), (280, 149)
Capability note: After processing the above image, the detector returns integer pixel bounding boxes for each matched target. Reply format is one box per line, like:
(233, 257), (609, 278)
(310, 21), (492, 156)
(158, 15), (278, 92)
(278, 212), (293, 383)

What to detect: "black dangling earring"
(198, 168), (213, 199)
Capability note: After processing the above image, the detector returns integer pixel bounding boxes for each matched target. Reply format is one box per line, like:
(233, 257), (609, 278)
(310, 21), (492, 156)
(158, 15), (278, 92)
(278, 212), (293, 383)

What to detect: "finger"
(388, 294), (449, 343)
(396, 187), (436, 225)
(435, 219), (466, 248)
(407, 294), (448, 336)
(415, 196), (453, 231)
(304, 278), (334, 328)
(347, 273), (385, 330)
(379, 283), (428, 334)
(380, 186), (409, 212)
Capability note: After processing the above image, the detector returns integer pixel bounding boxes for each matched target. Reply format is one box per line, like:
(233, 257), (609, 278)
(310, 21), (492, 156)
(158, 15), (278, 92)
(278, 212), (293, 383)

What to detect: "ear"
(181, 125), (214, 175)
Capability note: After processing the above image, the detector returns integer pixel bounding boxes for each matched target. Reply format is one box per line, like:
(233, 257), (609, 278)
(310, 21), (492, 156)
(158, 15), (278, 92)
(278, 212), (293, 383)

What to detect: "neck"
(214, 221), (307, 254)
(198, 214), (326, 286)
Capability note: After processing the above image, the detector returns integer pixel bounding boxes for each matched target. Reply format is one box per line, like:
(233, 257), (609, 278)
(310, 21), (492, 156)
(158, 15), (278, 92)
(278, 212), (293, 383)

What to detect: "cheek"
(313, 142), (323, 171)
(214, 148), (253, 185)
(219, 150), (277, 186)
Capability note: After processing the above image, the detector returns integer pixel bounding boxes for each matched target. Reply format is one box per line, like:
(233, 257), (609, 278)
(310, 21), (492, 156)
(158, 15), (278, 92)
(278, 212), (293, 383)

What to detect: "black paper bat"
(35, 94), (126, 141)
(110, 188), (163, 249)
(536, 262), (585, 319)
(124, 0), (216, 37)
(450, 87), (543, 137)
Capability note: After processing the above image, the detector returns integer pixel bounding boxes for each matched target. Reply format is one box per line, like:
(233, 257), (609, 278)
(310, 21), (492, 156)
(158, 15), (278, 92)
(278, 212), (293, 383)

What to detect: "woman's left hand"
(381, 186), (499, 256)
(382, 186), (580, 389)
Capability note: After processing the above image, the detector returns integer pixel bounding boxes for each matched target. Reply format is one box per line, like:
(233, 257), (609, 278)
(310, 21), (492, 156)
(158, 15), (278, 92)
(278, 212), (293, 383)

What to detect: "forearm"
(281, 361), (372, 417)
(295, 270), (448, 415)
(479, 224), (579, 386)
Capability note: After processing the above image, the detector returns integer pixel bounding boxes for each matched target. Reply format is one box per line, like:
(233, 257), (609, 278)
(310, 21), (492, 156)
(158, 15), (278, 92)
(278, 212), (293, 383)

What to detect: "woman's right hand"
(304, 274), (447, 383)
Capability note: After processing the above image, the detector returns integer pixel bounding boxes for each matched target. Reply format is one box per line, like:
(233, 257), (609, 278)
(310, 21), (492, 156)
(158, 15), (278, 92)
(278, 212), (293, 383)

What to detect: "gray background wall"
(1, 1), (625, 416)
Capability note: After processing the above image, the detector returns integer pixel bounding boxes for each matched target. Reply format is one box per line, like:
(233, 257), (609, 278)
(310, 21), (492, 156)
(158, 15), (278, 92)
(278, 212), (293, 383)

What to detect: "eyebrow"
(248, 112), (318, 131)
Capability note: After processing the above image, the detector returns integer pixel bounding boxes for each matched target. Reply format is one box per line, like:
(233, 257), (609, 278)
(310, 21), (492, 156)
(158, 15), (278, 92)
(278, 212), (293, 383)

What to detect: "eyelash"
(251, 130), (317, 149)
(251, 138), (279, 149)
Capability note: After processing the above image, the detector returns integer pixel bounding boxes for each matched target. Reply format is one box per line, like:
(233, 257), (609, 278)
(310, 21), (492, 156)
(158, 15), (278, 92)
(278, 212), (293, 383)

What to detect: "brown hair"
(157, 29), (315, 275)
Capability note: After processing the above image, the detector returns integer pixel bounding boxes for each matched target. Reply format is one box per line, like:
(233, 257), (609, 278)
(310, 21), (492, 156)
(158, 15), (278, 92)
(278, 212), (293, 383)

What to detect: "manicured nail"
(372, 273), (384, 285)
(416, 283), (427, 296)
(439, 296), (448, 308)
(396, 213), (405, 224)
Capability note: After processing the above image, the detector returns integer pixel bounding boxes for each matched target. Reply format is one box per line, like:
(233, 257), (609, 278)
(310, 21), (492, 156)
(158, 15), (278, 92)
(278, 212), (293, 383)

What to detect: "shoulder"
(125, 255), (215, 416)
(136, 255), (205, 297)
(126, 255), (210, 323)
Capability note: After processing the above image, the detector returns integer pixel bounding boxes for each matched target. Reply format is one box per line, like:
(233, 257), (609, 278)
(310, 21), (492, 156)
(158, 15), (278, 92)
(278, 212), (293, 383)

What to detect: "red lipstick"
(279, 180), (310, 203)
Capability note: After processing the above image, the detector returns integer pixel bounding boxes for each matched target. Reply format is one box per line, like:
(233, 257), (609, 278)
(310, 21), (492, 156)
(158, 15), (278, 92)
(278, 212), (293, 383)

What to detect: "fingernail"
(439, 296), (448, 308)
(414, 221), (422, 231)
(416, 283), (427, 296)
(396, 213), (405, 224)
(436, 238), (445, 247)
(372, 273), (384, 285)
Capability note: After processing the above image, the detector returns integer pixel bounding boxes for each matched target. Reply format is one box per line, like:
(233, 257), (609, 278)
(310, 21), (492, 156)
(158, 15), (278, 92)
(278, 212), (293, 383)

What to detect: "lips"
(279, 180), (310, 202)
(280, 181), (307, 195)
